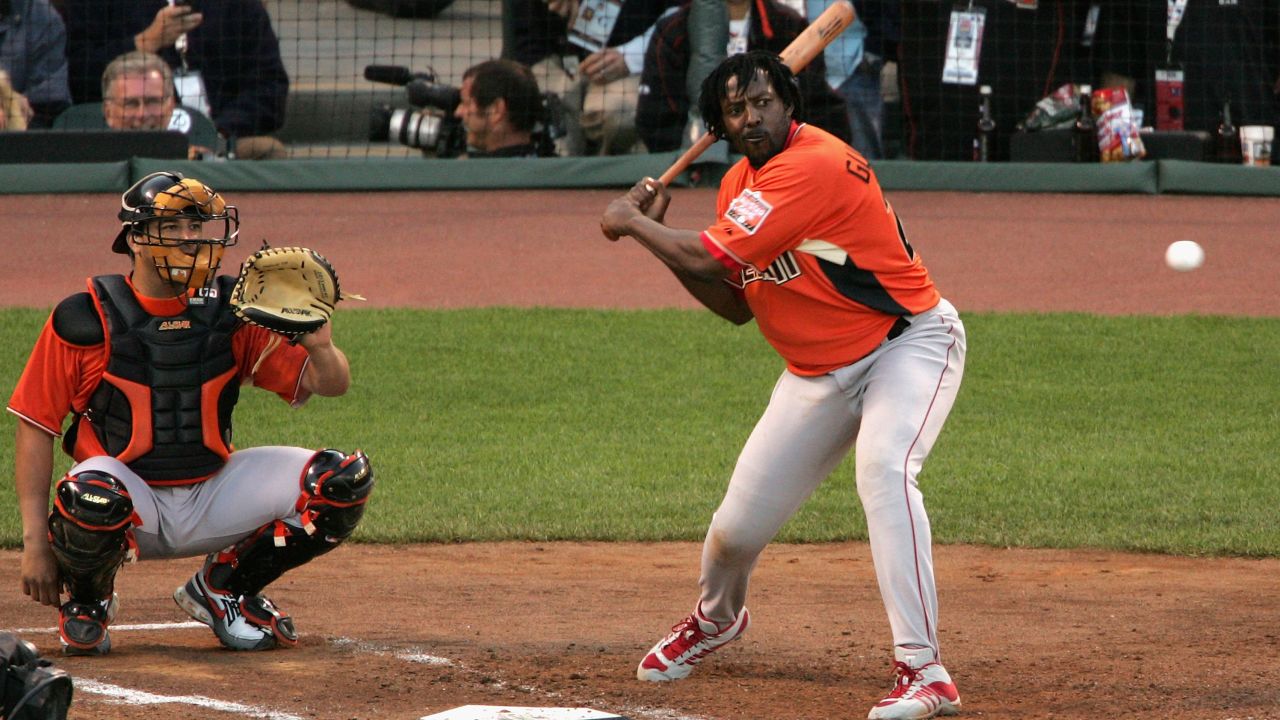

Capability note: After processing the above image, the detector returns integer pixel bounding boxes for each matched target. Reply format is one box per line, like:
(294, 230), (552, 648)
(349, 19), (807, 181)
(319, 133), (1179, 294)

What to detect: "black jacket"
(636, 0), (852, 153)
(62, 0), (290, 137)
(509, 0), (680, 66)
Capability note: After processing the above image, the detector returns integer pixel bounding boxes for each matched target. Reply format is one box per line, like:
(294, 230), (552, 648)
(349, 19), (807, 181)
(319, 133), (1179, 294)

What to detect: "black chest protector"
(81, 275), (242, 483)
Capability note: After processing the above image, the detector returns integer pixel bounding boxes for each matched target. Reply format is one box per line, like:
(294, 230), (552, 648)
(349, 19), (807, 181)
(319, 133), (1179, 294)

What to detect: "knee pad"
(213, 450), (374, 597)
(297, 448), (374, 541)
(47, 471), (136, 601)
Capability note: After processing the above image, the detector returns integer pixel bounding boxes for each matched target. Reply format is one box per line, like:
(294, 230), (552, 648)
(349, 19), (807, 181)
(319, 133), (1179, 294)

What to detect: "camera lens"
(405, 79), (462, 114)
(368, 105), (394, 142)
(388, 108), (445, 150)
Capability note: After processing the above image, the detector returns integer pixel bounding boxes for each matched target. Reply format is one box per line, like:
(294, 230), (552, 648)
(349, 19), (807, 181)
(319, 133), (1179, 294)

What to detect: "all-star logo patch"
(725, 189), (772, 235)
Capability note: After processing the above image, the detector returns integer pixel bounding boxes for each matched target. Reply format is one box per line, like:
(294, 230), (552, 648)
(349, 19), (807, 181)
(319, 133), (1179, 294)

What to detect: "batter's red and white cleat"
(636, 604), (749, 681)
(868, 646), (961, 720)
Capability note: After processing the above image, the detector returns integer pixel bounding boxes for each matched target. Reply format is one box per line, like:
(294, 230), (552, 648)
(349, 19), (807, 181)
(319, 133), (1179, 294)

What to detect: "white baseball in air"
(1165, 240), (1204, 272)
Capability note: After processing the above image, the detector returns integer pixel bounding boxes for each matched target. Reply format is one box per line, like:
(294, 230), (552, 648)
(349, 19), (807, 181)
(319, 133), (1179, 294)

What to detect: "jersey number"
(845, 155), (871, 184)
(845, 150), (914, 259)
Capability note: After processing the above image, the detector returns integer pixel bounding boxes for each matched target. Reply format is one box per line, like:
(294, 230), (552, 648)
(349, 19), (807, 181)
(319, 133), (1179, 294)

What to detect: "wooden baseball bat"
(655, 0), (857, 187)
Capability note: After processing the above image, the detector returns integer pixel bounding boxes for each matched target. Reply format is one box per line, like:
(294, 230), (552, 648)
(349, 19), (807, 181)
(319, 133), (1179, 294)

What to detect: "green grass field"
(2, 308), (1277, 556)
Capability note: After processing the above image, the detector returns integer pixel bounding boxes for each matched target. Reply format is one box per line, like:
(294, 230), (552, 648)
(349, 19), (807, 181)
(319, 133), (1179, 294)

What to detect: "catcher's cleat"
(867, 647), (961, 720)
(637, 604), (749, 681)
(173, 560), (297, 651)
(59, 594), (118, 656)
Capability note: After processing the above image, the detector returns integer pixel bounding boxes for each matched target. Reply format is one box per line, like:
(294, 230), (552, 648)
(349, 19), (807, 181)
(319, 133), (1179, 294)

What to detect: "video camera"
(366, 63), (567, 158)
(365, 64), (467, 158)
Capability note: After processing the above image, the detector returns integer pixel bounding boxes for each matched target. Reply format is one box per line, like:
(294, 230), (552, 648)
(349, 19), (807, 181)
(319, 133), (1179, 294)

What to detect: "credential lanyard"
(1165, 0), (1189, 63)
(1166, 0), (1189, 42)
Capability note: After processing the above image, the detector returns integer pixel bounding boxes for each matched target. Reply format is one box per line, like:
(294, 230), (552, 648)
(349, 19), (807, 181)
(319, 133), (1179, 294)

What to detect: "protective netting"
(8, 1), (1276, 164)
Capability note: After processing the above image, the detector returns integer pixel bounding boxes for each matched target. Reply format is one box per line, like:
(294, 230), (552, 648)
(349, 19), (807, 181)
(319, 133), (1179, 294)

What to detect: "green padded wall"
(0, 157), (1277, 196)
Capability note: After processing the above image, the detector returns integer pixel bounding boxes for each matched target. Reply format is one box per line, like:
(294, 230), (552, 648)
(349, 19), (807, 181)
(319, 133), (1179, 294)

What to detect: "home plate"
(419, 706), (628, 720)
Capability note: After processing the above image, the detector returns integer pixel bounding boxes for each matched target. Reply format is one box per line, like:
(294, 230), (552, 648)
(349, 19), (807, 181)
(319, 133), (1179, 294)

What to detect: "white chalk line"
(6, 620), (306, 718)
(329, 637), (706, 720)
(5, 623), (705, 720)
(74, 679), (305, 720)
(330, 636), (455, 666)
(6, 620), (204, 634)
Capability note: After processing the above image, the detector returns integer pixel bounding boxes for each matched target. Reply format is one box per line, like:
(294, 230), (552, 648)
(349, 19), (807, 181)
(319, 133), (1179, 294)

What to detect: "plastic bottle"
(1072, 85), (1100, 163)
(1215, 99), (1243, 164)
(973, 85), (996, 162)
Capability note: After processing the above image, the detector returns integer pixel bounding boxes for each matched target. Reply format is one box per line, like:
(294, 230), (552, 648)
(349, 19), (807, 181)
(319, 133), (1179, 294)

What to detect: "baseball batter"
(8, 172), (374, 655)
(600, 51), (966, 720)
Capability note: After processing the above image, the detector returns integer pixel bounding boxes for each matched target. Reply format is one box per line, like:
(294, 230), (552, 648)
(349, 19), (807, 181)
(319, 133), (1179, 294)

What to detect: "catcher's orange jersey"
(7, 276), (309, 440)
(701, 122), (940, 376)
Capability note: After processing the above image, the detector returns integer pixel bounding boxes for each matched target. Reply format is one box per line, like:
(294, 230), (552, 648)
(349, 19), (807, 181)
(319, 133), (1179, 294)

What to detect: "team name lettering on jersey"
(735, 251), (802, 287)
(725, 189), (773, 235)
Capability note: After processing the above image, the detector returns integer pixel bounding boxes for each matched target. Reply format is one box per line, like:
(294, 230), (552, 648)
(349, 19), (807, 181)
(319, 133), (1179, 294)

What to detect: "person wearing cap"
(635, 0), (852, 153)
(7, 171), (373, 656)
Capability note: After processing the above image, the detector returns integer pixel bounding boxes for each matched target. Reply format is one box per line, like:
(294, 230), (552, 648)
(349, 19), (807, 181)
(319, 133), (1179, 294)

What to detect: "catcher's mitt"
(230, 245), (360, 338)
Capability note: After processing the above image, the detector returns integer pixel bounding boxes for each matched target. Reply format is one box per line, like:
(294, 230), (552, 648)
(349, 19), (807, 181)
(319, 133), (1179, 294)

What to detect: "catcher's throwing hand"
(231, 245), (362, 339)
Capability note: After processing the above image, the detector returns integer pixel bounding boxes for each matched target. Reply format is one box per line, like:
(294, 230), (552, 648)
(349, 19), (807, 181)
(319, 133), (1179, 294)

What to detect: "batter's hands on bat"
(135, 4), (203, 54)
(580, 49), (629, 84)
(633, 176), (670, 222)
(601, 178), (666, 241)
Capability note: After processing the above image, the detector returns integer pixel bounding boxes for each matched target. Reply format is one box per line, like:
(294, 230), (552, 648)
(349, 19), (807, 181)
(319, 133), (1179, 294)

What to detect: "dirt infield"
(3, 189), (1278, 315)
(2, 190), (1279, 720)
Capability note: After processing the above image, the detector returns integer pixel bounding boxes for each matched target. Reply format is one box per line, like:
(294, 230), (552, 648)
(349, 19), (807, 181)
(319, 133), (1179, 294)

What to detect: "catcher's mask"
(112, 171), (240, 293)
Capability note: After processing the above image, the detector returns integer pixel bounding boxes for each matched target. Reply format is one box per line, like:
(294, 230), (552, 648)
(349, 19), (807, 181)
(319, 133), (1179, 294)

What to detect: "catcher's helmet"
(111, 171), (239, 254)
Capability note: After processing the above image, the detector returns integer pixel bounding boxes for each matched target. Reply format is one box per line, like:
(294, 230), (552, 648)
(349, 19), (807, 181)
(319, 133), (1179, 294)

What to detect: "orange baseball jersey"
(701, 122), (941, 376)
(7, 277), (311, 441)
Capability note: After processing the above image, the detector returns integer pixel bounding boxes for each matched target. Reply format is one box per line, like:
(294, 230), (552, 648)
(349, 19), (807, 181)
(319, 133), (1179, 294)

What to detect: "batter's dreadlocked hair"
(697, 50), (804, 142)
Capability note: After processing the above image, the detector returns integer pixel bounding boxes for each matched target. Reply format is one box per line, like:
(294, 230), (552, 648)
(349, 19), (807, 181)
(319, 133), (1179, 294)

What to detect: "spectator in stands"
(636, 0), (851, 154)
(898, 1), (1089, 161)
(0, 0), (72, 128)
(61, 0), (290, 159)
(1092, 0), (1278, 133)
(454, 59), (546, 158)
(805, 0), (898, 159)
(100, 51), (213, 159)
(508, 0), (681, 156)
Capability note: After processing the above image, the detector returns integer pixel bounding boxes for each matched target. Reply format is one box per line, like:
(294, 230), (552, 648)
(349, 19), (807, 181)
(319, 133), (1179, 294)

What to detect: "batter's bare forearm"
(628, 217), (729, 281)
(671, 271), (753, 325)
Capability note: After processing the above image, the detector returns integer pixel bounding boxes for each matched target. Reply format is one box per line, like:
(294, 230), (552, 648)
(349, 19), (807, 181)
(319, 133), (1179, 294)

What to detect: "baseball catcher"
(8, 171), (374, 655)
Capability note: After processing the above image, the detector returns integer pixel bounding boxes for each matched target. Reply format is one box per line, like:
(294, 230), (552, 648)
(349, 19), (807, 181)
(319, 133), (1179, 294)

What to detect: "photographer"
(454, 59), (544, 158)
